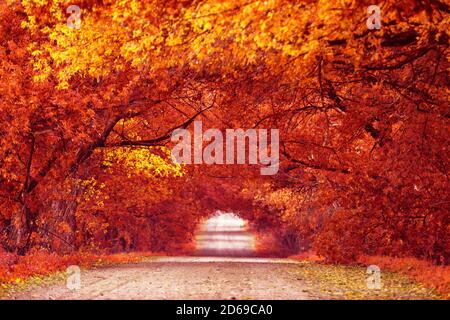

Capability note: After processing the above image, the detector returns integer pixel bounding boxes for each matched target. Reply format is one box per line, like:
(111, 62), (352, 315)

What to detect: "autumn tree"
(0, 0), (448, 263)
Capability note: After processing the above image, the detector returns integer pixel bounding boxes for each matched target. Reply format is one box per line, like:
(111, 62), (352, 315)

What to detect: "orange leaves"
(58, 222), (72, 233)
(0, 250), (160, 289)
(360, 255), (450, 298)
(0, 1), (448, 273)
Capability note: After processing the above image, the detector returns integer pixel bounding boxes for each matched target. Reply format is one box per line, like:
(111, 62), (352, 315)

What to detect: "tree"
(0, 0), (448, 263)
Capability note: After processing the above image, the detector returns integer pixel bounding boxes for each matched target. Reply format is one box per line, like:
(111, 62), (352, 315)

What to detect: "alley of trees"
(0, 0), (448, 271)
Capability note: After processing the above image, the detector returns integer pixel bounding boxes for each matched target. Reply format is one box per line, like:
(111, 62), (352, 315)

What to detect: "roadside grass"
(0, 250), (163, 299)
(288, 254), (447, 300)
(288, 261), (441, 300)
(359, 255), (450, 300)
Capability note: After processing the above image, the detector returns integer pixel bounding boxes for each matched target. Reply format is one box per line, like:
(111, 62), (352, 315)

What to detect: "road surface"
(4, 213), (438, 300)
(7, 213), (316, 299)
(194, 213), (257, 257)
(9, 256), (314, 299)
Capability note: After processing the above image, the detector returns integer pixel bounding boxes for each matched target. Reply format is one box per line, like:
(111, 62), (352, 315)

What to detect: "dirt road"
(10, 213), (315, 300)
(9, 257), (315, 300)
(194, 213), (256, 257)
(4, 213), (440, 300)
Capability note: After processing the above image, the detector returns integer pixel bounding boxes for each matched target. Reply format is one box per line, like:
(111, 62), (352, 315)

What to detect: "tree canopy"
(0, 0), (449, 263)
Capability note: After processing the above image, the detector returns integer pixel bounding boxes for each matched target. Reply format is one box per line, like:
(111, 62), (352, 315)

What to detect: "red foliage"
(0, 249), (161, 286)
(0, 0), (448, 291)
(359, 255), (450, 299)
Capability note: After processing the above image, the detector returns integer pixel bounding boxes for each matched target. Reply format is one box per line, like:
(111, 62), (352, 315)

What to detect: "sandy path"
(8, 214), (318, 300)
(4, 213), (439, 300)
(194, 213), (256, 257)
(9, 257), (316, 300)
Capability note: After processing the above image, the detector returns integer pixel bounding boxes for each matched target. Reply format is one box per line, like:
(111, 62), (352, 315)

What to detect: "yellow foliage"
(15, 0), (369, 88)
(102, 146), (184, 178)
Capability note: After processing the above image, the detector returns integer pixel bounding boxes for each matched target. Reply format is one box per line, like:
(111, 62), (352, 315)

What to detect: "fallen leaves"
(289, 261), (443, 300)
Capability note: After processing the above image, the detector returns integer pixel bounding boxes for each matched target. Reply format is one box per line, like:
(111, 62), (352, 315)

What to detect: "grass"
(289, 251), (449, 300)
(287, 261), (442, 300)
(359, 255), (450, 299)
(0, 250), (164, 298)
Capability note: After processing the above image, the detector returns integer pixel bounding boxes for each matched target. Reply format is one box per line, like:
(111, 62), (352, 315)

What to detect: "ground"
(2, 213), (441, 300)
